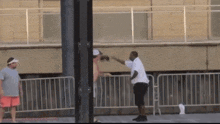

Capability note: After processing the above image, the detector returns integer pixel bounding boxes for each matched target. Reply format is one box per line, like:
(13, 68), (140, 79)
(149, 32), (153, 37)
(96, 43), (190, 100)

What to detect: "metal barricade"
(4, 76), (75, 113)
(156, 73), (220, 114)
(95, 75), (154, 109)
(3, 75), (155, 114)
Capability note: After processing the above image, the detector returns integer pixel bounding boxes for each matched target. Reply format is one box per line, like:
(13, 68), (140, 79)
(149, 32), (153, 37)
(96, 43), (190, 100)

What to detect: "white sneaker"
(94, 118), (101, 123)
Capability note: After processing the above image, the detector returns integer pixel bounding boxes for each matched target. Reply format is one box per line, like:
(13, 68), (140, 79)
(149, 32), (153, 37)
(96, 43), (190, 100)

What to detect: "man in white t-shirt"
(112, 51), (149, 122)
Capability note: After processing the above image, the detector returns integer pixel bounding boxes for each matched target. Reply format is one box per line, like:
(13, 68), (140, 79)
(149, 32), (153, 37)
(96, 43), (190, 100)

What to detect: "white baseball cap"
(93, 49), (102, 56)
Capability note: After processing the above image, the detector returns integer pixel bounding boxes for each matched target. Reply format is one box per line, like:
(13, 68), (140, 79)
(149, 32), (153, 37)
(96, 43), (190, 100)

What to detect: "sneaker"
(94, 118), (101, 123)
(132, 115), (142, 121)
(142, 116), (148, 121)
(135, 116), (148, 122)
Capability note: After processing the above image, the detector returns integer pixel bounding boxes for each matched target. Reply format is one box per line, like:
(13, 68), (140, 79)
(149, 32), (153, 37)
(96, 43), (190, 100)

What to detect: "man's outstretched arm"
(111, 56), (125, 65)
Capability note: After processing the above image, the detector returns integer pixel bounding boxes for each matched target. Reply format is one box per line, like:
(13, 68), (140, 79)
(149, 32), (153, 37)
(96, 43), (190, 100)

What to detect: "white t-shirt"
(125, 57), (149, 85)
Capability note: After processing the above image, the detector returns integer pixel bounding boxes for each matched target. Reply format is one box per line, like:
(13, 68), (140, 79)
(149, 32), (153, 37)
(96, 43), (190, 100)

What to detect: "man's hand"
(100, 55), (110, 61)
(103, 73), (112, 77)
(99, 72), (112, 77)
(98, 72), (104, 77)
(19, 83), (23, 97)
(20, 90), (23, 97)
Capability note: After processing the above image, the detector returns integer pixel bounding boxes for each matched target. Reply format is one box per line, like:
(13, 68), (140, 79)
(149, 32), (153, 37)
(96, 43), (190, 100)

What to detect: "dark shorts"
(133, 82), (149, 106)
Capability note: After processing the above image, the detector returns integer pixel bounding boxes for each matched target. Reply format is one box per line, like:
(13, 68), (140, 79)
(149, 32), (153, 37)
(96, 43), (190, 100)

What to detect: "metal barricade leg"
(153, 73), (161, 116)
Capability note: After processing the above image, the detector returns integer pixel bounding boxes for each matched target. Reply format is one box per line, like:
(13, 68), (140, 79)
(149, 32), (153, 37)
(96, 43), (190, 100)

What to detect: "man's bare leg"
(140, 106), (146, 116)
(93, 98), (100, 122)
(11, 107), (16, 123)
(138, 106), (141, 115)
(0, 107), (5, 123)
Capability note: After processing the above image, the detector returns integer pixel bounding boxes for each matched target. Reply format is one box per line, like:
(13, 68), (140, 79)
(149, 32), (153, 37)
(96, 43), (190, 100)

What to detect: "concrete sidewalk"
(2, 113), (220, 123)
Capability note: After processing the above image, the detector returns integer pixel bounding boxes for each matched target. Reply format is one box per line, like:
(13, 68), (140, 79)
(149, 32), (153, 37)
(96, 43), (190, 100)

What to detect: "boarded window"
(211, 0), (220, 38)
(93, 13), (150, 43)
(134, 13), (149, 42)
(42, 12), (150, 43)
(43, 13), (61, 42)
(93, 13), (132, 43)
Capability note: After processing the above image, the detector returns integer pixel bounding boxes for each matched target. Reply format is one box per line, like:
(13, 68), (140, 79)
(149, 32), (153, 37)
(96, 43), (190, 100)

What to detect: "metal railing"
(156, 73), (220, 114)
(95, 75), (154, 109)
(1, 5), (220, 46)
(3, 75), (154, 114)
(4, 76), (75, 113)
(4, 72), (220, 115)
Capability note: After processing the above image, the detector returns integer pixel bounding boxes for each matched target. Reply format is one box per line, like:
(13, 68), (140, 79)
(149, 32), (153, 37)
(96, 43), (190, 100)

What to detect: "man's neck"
(8, 66), (15, 69)
(131, 57), (138, 61)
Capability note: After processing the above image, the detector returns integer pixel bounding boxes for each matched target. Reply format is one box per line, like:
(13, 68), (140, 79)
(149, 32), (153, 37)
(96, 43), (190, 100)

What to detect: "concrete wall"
(1, 44), (220, 74)
(208, 45), (220, 70)
(0, 46), (62, 74)
(97, 45), (208, 72)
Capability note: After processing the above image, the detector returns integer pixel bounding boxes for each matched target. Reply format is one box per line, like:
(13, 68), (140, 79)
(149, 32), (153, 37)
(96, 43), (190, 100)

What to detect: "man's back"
(130, 57), (149, 84)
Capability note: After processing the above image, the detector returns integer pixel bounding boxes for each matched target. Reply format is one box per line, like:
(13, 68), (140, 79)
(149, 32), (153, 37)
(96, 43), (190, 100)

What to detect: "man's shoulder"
(1, 67), (18, 74)
(0, 67), (8, 72)
(134, 57), (143, 64)
(125, 60), (133, 65)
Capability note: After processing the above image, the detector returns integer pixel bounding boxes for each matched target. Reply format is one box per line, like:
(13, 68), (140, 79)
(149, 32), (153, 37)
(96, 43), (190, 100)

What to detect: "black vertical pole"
(61, 0), (93, 122)
(74, 0), (93, 123)
(73, 0), (81, 122)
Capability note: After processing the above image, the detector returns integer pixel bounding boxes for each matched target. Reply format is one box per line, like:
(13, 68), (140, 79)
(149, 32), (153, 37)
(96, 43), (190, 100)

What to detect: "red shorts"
(0, 96), (20, 108)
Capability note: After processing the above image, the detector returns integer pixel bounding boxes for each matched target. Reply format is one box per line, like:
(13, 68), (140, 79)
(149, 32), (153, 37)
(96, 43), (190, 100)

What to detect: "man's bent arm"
(0, 80), (3, 96)
(131, 71), (138, 80)
(0, 80), (2, 91)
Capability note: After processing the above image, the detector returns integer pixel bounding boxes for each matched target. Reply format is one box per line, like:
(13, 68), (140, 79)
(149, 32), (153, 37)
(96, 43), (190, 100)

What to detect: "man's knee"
(11, 106), (16, 109)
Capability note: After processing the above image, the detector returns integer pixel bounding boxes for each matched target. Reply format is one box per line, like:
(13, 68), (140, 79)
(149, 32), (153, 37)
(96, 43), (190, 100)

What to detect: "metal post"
(60, 0), (75, 116)
(61, 0), (75, 76)
(184, 6), (187, 42)
(73, 0), (93, 123)
(131, 7), (134, 43)
(26, 9), (29, 44)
